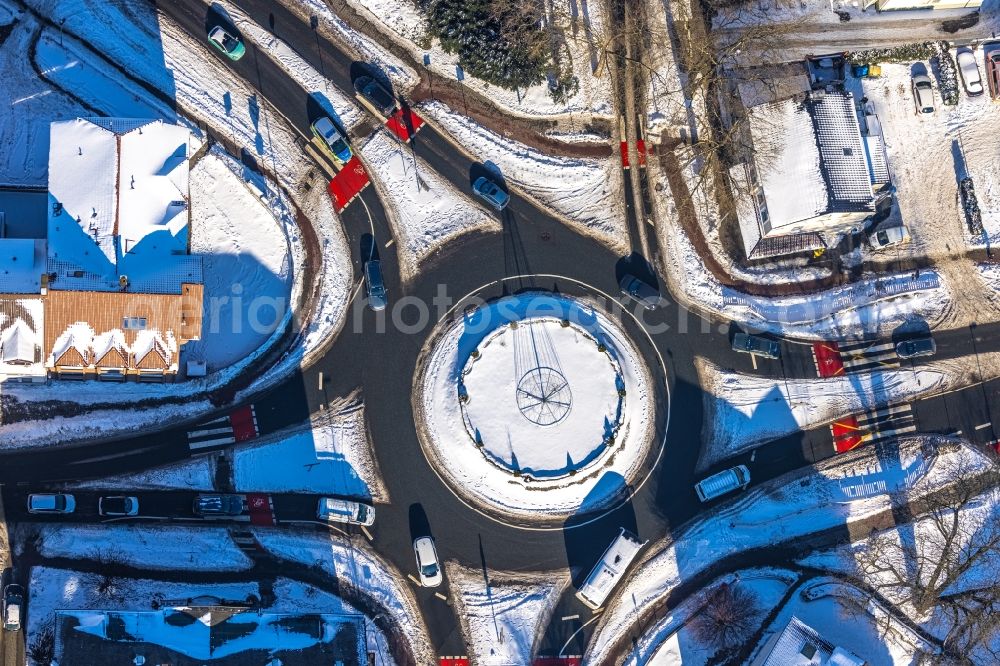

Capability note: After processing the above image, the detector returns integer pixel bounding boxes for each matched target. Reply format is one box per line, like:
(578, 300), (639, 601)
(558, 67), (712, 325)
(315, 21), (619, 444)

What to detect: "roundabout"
(414, 288), (665, 528)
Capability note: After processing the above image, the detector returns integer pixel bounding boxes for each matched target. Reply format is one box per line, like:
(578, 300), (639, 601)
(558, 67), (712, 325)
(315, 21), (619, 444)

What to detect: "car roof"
(414, 536), (435, 556)
(314, 116), (336, 135)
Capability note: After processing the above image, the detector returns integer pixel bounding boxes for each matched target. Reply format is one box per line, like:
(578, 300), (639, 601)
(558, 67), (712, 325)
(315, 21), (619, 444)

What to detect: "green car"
(207, 25), (245, 61)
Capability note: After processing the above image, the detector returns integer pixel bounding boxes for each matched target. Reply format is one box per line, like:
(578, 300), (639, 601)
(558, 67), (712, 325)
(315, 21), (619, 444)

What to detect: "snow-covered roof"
(47, 118), (195, 294)
(747, 91), (875, 231)
(749, 98), (828, 229)
(755, 615), (855, 666)
(0, 239), (45, 293)
(0, 297), (44, 377)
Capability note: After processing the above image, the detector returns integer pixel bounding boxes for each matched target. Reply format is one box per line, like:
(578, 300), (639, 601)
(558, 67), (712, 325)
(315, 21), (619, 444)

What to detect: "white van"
(576, 528), (646, 610)
(317, 498), (375, 526)
(694, 465), (751, 503)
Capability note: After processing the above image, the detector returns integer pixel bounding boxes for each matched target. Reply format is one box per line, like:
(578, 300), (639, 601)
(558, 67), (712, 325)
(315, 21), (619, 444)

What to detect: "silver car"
(472, 176), (510, 211)
(911, 73), (935, 114)
(869, 225), (909, 250)
(957, 50), (984, 96)
(413, 536), (442, 587)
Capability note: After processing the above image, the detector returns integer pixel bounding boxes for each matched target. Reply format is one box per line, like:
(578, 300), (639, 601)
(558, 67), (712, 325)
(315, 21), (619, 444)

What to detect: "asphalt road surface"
(3, 0), (1000, 660)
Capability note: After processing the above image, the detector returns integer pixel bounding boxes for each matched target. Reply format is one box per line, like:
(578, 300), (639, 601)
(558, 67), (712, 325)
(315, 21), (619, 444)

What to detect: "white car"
(869, 225), (910, 249)
(27, 494), (75, 514)
(911, 73), (935, 114)
(957, 50), (984, 96)
(413, 537), (443, 587)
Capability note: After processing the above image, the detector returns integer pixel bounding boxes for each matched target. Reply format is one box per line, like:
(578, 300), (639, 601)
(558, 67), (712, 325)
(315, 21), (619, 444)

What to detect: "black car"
(618, 274), (661, 311)
(732, 332), (781, 359)
(353, 76), (398, 118)
(98, 496), (139, 517)
(895, 336), (936, 359)
(193, 494), (245, 516)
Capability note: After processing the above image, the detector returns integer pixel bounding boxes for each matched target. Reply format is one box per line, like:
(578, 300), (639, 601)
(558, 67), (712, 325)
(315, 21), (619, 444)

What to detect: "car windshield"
(220, 32), (238, 50)
(876, 231), (889, 245)
(330, 137), (349, 154)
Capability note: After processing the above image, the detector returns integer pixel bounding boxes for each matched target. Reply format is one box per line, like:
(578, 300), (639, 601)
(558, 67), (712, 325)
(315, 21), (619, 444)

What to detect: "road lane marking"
(407, 574), (420, 585)
(561, 614), (580, 621)
(975, 422), (992, 431)
(360, 525), (373, 541)
(750, 353), (758, 371)
(385, 238), (395, 248)
(434, 592), (448, 601)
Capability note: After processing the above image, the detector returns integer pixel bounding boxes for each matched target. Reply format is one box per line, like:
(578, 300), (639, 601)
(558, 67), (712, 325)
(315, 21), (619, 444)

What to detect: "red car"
(987, 49), (1000, 99)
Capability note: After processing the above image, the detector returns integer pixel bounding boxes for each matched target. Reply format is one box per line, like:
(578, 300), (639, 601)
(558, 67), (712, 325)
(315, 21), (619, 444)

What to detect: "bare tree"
(83, 546), (134, 605)
(689, 582), (762, 651)
(853, 453), (1000, 662)
(27, 621), (55, 665)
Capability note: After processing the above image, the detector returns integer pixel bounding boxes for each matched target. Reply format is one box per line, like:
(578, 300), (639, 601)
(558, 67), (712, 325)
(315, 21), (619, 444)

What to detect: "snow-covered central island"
(415, 292), (658, 526)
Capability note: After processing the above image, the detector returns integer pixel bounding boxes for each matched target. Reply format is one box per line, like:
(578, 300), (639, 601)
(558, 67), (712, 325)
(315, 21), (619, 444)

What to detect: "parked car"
(575, 528), (646, 610)
(27, 493), (75, 514)
(98, 496), (139, 517)
(987, 50), (1000, 99)
(911, 73), (935, 114)
(310, 116), (353, 164)
(618, 274), (661, 311)
(472, 176), (510, 211)
(694, 465), (751, 502)
(3, 584), (23, 632)
(353, 76), (398, 118)
(868, 225), (910, 250)
(317, 497), (375, 526)
(192, 494), (245, 516)
(895, 336), (936, 359)
(731, 332), (781, 359)
(957, 50), (984, 96)
(413, 536), (442, 587)
(364, 259), (387, 311)
(207, 25), (245, 61)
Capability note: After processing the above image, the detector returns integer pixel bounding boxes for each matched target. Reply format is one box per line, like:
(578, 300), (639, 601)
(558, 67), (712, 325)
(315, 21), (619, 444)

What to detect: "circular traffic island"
(414, 291), (659, 528)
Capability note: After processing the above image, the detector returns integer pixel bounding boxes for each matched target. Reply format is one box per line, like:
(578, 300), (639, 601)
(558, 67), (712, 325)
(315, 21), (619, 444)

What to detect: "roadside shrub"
(689, 583), (762, 650)
(933, 43), (960, 106)
(416, 0), (548, 91)
(847, 42), (936, 64)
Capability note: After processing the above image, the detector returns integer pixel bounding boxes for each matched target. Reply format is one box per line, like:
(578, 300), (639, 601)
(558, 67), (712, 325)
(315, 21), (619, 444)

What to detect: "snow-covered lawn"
(627, 569), (797, 666)
(253, 529), (433, 664)
(0, 4), (87, 185)
(584, 438), (991, 664)
(447, 564), (568, 666)
(345, 0), (613, 117)
(419, 100), (627, 253)
(361, 130), (499, 281)
(416, 292), (655, 523)
(33, 524), (252, 572)
(69, 456), (215, 491)
(697, 350), (1000, 467)
(187, 149), (293, 372)
(33, 29), (173, 119)
(233, 401), (387, 501)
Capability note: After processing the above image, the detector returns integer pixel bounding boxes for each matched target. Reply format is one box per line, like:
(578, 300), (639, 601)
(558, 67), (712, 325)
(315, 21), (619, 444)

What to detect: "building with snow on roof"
(752, 615), (866, 666)
(732, 90), (893, 260)
(44, 118), (203, 381)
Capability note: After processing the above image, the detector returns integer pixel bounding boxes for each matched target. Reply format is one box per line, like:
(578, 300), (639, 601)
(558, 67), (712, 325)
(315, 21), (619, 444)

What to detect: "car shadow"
(306, 93), (349, 134)
(614, 251), (659, 288)
(468, 161), (507, 191)
(205, 3), (241, 39)
(360, 233), (379, 264)
(407, 503), (432, 542)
